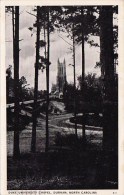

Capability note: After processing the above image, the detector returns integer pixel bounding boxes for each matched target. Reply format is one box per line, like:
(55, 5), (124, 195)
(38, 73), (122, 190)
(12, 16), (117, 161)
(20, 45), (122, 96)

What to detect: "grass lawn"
(7, 138), (118, 190)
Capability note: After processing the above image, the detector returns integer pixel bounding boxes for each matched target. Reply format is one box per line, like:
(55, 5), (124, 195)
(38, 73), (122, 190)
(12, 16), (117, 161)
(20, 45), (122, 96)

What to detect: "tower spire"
(58, 58), (60, 64)
(56, 58), (67, 93)
(63, 58), (65, 65)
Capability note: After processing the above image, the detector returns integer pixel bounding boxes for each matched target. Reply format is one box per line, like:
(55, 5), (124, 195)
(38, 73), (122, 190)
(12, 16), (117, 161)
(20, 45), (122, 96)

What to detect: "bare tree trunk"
(81, 7), (86, 141)
(44, 13), (49, 152)
(72, 26), (77, 137)
(13, 6), (20, 159)
(100, 6), (117, 152)
(98, 7), (118, 186)
(31, 6), (40, 152)
(45, 7), (50, 152)
(44, 20), (47, 59)
(12, 6), (15, 64)
(9, 7), (14, 104)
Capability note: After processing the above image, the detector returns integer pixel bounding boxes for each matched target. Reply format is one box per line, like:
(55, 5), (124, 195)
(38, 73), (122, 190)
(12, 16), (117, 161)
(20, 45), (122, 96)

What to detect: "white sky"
(5, 6), (100, 91)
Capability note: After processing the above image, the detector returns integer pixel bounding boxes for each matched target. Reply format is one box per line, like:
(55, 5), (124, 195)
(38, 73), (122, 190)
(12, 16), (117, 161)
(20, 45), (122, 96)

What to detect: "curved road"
(7, 111), (103, 156)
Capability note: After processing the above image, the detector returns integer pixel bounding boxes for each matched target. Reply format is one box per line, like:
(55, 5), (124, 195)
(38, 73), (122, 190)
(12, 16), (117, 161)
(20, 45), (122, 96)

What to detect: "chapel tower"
(56, 58), (66, 92)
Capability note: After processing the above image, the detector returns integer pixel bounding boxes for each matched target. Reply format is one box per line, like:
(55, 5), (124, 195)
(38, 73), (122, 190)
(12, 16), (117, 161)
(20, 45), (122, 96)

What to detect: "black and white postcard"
(0, 0), (124, 194)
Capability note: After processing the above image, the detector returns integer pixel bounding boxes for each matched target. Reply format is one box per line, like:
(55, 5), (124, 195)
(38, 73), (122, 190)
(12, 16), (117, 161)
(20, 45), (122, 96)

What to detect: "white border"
(0, 0), (124, 194)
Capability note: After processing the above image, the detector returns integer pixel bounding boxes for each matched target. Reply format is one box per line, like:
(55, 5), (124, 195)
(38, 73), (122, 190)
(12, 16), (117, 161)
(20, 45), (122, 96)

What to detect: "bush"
(70, 114), (103, 127)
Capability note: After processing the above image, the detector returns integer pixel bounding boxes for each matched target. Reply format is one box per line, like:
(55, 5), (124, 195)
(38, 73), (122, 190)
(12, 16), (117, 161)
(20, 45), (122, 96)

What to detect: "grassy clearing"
(7, 134), (118, 190)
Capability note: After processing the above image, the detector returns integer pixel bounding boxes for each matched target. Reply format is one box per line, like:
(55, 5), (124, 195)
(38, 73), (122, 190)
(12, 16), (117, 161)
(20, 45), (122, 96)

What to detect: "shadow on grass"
(7, 133), (118, 190)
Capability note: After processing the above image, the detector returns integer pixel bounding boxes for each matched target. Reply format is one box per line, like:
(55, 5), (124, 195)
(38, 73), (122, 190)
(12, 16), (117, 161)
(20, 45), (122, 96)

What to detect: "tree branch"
(26, 11), (36, 18)
(58, 34), (73, 47)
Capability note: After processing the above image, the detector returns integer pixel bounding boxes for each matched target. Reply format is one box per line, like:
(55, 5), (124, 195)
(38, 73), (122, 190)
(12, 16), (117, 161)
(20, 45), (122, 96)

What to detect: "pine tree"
(81, 7), (86, 141)
(100, 6), (118, 151)
(31, 6), (40, 152)
(72, 23), (77, 137)
(13, 6), (20, 159)
(45, 7), (50, 152)
(60, 6), (99, 139)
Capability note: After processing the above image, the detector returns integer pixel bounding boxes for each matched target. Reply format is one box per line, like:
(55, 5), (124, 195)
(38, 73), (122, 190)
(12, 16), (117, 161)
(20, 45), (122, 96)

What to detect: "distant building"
(51, 58), (67, 99)
(56, 58), (66, 92)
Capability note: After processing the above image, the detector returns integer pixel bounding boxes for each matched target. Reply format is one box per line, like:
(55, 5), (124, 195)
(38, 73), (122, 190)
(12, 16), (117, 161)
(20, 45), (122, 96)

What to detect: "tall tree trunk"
(12, 6), (15, 63)
(81, 7), (86, 141)
(13, 6), (20, 159)
(44, 20), (47, 59)
(45, 7), (50, 152)
(31, 6), (40, 152)
(72, 26), (77, 137)
(100, 6), (117, 152)
(9, 7), (15, 104)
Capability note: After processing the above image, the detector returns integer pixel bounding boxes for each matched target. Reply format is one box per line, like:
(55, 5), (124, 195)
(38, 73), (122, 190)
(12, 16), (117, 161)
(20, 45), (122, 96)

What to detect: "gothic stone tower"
(56, 58), (66, 93)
